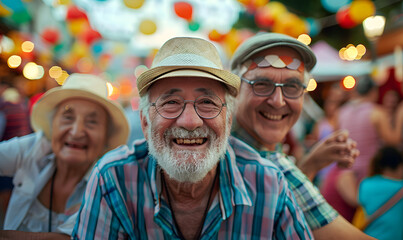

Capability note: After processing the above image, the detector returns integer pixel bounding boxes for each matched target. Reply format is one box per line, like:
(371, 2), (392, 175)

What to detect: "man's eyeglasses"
(151, 94), (226, 119)
(241, 77), (306, 99)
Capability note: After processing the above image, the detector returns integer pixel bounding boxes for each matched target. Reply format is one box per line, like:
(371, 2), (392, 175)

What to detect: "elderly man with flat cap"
(72, 37), (312, 239)
(230, 32), (375, 239)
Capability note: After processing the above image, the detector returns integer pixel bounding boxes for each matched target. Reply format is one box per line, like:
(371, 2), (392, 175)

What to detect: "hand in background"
(298, 130), (359, 181)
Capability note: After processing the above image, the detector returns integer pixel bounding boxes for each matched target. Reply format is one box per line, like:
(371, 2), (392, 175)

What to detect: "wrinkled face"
(236, 47), (305, 150)
(51, 99), (108, 168)
(141, 77), (231, 183)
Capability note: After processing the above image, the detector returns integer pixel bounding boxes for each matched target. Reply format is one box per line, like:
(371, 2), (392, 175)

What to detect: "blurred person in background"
(358, 145), (403, 240)
(0, 74), (129, 239)
(0, 80), (31, 141)
(230, 32), (372, 240)
(0, 79), (32, 229)
(321, 74), (403, 222)
(309, 84), (346, 187)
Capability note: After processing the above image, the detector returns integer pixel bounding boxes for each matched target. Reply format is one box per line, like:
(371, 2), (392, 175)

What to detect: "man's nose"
(266, 87), (286, 108)
(175, 103), (203, 131)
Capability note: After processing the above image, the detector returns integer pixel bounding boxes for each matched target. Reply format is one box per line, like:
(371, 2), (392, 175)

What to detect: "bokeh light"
(297, 34), (311, 46)
(23, 62), (44, 80)
(0, 35), (15, 53)
(345, 45), (358, 60)
(356, 44), (366, 56)
(21, 41), (34, 52)
(23, 62), (45, 80)
(363, 15), (386, 40)
(7, 55), (22, 68)
(342, 75), (356, 89)
(339, 44), (366, 61)
(106, 82), (114, 97)
(339, 47), (346, 60)
(55, 71), (69, 85)
(306, 78), (317, 91)
(49, 66), (63, 79)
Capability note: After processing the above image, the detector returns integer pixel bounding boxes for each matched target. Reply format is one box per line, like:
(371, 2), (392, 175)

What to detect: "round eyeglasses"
(242, 77), (306, 99)
(151, 94), (226, 119)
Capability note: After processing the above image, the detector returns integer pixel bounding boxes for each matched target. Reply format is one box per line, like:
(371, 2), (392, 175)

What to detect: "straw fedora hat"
(30, 73), (129, 152)
(137, 37), (240, 96)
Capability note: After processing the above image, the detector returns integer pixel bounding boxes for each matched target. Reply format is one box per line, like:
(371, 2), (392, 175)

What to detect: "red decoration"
(66, 5), (88, 22)
(208, 30), (226, 42)
(82, 28), (102, 45)
(174, 2), (193, 21)
(255, 8), (274, 28)
(336, 6), (356, 29)
(41, 27), (61, 45)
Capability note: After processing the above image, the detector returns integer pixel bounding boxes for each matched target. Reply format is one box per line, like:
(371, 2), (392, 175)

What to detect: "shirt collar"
(231, 120), (268, 152)
(231, 120), (284, 156)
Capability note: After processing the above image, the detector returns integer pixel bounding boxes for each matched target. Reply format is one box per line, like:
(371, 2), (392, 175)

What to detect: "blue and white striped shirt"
(72, 137), (312, 239)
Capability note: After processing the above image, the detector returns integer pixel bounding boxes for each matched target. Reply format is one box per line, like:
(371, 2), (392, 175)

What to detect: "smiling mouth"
(260, 112), (286, 121)
(65, 142), (87, 149)
(174, 138), (207, 145)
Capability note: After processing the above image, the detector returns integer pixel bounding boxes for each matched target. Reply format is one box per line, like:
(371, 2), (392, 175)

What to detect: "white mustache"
(164, 126), (216, 140)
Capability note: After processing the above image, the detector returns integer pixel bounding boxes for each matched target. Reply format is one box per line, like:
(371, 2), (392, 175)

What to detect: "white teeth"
(175, 138), (204, 145)
(262, 112), (282, 120)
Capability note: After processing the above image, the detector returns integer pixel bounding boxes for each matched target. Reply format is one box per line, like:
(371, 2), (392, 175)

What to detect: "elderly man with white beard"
(72, 37), (313, 240)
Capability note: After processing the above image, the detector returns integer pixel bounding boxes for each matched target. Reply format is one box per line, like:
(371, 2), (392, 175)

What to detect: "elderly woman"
(0, 74), (129, 238)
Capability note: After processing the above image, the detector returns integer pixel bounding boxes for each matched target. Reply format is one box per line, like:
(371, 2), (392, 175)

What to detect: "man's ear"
(140, 110), (149, 140)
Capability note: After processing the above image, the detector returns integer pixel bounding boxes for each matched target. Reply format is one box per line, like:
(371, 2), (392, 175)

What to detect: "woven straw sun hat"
(230, 32), (317, 72)
(30, 73), (129, 152)
(137, 37), (241, 96)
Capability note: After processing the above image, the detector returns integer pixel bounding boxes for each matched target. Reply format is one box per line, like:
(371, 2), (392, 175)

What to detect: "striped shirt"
(232, 123), (338, 230)
(72, 137), (312, 239)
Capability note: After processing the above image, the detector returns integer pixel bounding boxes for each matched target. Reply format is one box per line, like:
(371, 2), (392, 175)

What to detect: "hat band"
(154, 53), (222, 69)
(239, 55), (305, 76)
(152, 68), (224, 81)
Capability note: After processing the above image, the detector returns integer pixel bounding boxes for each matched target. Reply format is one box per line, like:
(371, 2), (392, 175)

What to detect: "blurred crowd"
(293, 68), (403, 239)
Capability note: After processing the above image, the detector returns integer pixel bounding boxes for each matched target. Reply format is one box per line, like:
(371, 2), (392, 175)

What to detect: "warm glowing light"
(107, 82), (114, 96)
(23, 62), (44, 80)
(109, 85), (120, 100)
(343, 76), (356, 89)
(339, 48), (346, 60)
(306, 78), (317, 91)
(297, 34), (311, 46)
(345, 46), (358, 60)
(21, 41), (34, 52)
(7, 55), (22, 68)
(356, 44), (366, 57)
(55, 71), (69, 85)
(0, 36), (15, 53)
(363, 15), (386, 40)
(49, 66), (63, 78)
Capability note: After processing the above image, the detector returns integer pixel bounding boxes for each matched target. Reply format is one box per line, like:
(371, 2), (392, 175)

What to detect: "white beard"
(147, 124), (230, 183)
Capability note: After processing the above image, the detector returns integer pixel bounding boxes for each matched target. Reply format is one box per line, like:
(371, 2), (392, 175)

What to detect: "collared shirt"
(231, 122), (338, 230)
(0, 132), (92, 235)
(72, 137), (313, 239)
